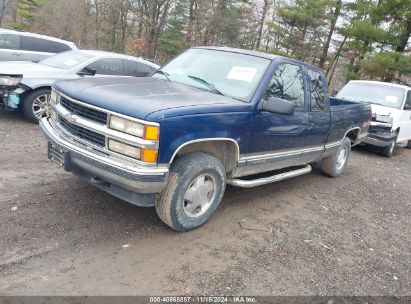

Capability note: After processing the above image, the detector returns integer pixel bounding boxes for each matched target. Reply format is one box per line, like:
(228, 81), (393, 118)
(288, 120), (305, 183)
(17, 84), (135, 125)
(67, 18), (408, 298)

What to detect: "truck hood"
(0, 61), (64, 77)
(54, 77), (247, 120)
(371, 104), (396, 116)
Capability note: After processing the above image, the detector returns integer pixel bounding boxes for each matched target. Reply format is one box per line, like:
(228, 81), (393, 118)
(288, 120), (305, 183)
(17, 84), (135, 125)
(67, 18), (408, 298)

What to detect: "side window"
(50, 41), (71, 53)
(265, 63), (305, 110)
(86, 58), (124, 75)
(0, 34), (20, 50)
(308, 69), (325, 111)
(405, 91), (411, 108)
(124, 60), (156, 77)
(21, 36), (51, 53)
(124, 60), (139, 77)
(137, 62), (157, 76)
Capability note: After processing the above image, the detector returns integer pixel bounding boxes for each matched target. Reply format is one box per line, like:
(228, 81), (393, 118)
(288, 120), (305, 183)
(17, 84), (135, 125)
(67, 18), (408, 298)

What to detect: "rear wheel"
(321, 137), (351, 178)
(156, 152), (226, 232)
(22, 88), (51, 123)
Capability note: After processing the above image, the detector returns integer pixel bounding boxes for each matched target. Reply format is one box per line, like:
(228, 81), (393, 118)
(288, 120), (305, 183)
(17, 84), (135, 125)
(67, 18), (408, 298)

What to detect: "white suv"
(0, 29), (77, 62)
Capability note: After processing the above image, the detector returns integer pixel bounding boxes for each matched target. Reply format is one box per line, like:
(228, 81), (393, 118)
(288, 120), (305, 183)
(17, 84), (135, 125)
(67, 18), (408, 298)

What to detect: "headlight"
(0, 75), (22, 87)
(50, 89), (60, 104)
(108, 139), (141, 159)
(109, 115), (159, 140)
(375, 114), (393, 124)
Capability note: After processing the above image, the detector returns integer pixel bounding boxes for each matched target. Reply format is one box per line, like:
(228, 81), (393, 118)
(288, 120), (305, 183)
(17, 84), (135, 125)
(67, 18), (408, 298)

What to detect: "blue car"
(39, 47), (372, 231)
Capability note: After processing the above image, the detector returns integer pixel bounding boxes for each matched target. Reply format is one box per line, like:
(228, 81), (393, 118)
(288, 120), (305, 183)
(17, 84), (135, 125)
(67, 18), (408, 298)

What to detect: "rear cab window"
(307, 69), (326, 111)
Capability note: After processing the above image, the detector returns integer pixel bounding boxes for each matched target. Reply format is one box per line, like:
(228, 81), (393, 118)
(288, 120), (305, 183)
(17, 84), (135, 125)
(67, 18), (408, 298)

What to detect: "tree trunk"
(318, 0), (342, 69)
(396, 18), (411, 52)
(326, 35), (347, 77)
(254, 0), (270, 50)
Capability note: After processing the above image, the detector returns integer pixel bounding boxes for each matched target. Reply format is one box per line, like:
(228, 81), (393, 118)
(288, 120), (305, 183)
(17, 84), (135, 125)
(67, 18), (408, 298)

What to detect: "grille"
(368, 125), (391, 134)
(60, 97), (108, 125)
(59, 116), (106, 147)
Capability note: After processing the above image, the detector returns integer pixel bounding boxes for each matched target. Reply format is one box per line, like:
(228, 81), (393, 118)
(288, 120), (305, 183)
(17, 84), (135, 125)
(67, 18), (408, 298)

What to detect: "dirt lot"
(0, 110), (410, 296)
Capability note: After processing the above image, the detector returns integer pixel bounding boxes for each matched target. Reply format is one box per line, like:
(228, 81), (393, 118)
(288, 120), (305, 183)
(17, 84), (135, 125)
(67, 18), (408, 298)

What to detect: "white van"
(337, 80), (411, 157)
(0, 29), (77, 62)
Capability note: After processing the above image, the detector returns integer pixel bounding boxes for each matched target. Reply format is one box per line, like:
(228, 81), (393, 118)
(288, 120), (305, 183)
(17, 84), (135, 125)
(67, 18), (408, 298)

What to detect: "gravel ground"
(0, 111), (410, 296)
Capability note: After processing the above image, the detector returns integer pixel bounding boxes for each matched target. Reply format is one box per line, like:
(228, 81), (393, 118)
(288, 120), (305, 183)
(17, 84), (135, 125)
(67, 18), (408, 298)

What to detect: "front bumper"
(39, 117), (168, 207)
(1, 87), (25, 110)
(363, 121), (396, 147)
(363, 133), (397, 147)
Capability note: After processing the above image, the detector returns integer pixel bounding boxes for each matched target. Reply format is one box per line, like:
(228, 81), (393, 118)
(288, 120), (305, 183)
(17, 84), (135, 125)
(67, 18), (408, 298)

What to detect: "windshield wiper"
(188, 75), (224, 96)
(152, 70), (172, 82)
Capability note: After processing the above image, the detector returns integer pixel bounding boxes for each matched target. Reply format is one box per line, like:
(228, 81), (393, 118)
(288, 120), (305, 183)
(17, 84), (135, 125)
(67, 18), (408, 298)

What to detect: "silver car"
(0, 28), (78, 62)
(0, 50), (160, 122)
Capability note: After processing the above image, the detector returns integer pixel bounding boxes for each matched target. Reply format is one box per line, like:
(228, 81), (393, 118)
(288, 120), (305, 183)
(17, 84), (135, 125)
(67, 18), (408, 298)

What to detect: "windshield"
(40, 51), (94, 70)
(337, 82), (405, 109)
(153, 48), (271, 101)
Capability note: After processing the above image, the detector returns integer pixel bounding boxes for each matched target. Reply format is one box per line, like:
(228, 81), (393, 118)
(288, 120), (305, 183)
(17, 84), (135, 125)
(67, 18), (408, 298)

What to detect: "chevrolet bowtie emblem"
(64, 113), (76, 124)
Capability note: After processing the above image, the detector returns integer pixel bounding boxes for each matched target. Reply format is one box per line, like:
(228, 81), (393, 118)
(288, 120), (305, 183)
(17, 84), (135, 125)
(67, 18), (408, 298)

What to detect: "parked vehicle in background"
(39, 47), (371, 231)
(0, 50), (160, 122)
(0, 28), (77, 62)
(337, 80), (411, 157)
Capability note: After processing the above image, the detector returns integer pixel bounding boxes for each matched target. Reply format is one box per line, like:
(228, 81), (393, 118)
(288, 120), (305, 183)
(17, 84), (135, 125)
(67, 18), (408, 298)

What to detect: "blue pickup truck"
(39, 47), (371, 231)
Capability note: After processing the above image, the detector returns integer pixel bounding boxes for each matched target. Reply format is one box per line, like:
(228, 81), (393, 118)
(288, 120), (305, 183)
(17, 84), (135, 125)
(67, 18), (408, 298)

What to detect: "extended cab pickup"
(39, 47), (371, 231)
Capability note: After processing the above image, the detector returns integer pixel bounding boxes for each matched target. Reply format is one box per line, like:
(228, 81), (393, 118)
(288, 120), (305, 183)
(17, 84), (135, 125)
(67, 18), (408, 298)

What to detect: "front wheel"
(406, 140), (411, 149)
(380, 137), (396, 158)
(321, 137), (351, 178)
(156, 152), (227, 232)
(22, 88), (51, 123)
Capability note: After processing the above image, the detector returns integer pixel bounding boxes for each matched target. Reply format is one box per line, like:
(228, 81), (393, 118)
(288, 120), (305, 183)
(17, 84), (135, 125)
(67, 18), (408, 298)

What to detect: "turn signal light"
(144, 125), (160, 140)
(141, 149), (158, 163)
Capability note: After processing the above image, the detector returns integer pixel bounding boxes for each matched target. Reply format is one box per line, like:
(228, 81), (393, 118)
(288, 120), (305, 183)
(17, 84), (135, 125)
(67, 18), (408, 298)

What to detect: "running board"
(227, 165), (312, 188)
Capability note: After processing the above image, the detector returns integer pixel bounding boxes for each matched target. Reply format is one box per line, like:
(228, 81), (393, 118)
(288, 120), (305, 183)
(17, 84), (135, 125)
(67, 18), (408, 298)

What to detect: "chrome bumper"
(39, 117), (168, 206)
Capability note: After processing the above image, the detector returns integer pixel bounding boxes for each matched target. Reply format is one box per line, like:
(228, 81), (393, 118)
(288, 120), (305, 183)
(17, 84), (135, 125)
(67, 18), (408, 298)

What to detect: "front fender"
(157, 112), (252, 164)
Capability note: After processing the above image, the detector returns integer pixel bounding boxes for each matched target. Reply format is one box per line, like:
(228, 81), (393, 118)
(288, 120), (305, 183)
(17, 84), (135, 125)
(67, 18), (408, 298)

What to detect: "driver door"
(250, 62), (309, 163)
(398, 90), (411, 142)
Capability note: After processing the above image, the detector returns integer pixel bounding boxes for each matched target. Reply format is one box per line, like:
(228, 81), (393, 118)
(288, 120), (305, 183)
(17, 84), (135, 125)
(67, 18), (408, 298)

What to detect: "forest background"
(1, 0), (410, 90)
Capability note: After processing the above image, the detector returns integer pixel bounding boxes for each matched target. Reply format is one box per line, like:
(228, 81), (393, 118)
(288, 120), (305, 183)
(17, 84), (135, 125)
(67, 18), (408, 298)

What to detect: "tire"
(22, 88), (51, 123)
(406, 140), (411, 149)
(380, 137), (396, 158)
(156, 152), (227, 232)
(321, 137), (351, 178)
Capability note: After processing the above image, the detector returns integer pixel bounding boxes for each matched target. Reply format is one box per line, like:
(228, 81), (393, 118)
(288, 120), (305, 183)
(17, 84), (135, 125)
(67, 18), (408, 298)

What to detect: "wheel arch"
(344, 127), (361, 145)
(20, 86), (51, 105)
(170, 138), (240, 175)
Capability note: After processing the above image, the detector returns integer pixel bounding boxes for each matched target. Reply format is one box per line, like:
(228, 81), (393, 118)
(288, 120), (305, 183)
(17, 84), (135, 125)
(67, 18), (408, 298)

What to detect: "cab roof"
(194, 46), (324, 73)
(349, 80), (410, 90)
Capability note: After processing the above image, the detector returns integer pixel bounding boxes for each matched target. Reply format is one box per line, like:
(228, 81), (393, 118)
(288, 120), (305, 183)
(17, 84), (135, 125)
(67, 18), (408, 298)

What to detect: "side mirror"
(259, 97), (295, 115)
(77, 67), (96, 76)
(404, 104), (411, 111)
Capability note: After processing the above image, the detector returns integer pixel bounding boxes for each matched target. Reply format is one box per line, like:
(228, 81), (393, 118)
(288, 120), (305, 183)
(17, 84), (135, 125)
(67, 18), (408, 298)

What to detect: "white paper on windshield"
(385, 95), (398, 103)
(63, 59), (79, 67)
(227, 66), (257, 82)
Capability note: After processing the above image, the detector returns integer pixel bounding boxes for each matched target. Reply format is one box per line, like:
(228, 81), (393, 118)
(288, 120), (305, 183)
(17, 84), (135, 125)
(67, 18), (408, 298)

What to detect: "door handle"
(11, 52), (21, 56)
